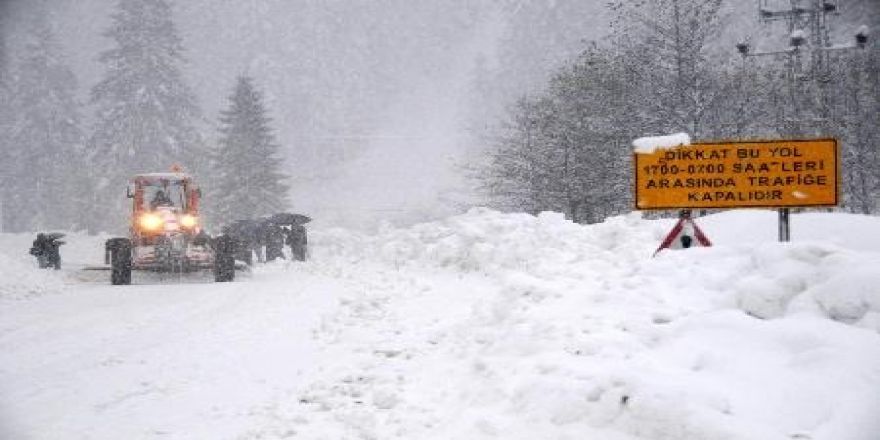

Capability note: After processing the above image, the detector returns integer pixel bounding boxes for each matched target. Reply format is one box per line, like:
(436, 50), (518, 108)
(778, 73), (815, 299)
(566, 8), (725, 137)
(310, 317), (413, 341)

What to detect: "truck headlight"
(180, 214), (198, 228)
(139, 213), (163, 231)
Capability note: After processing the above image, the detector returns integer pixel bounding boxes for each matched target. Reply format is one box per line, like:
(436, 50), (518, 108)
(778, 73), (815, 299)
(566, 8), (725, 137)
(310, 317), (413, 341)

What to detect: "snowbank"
(0, 234), (67, 300)
(312, 208), (880, 328)
(295, 209), (880, 439)
(0, 252), (66, 301)
(313, 208), (654, 273)
(3, 209), (880, 440)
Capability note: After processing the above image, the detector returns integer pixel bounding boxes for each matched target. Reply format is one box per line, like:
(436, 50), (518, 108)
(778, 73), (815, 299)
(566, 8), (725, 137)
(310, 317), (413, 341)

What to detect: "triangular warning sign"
(653, 215), (711, 256)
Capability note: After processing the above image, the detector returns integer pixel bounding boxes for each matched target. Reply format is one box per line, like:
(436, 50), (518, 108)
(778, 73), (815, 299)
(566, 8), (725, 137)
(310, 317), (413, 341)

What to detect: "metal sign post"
(778, 208), (790, 242)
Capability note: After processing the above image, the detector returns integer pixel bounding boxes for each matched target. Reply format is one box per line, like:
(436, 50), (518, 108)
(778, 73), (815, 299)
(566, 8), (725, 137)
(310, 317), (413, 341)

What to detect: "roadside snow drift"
(1, 209), (879, 440)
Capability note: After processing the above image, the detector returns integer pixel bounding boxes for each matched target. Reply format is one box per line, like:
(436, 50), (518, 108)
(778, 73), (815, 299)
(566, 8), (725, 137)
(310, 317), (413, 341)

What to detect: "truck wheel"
(108, 238), (132, 285)
(214, 235), (235, 282)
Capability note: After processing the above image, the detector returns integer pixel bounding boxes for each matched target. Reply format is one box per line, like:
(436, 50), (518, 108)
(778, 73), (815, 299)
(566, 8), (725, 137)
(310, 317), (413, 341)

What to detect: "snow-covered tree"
(0, 24), (8, 90)
(478, 45), (634, 223)
(2, 14), (85, 232)
(837, 46), (880, 213)
(478, 0), (729, 223)
(210, 76), (289, 224)
(0, 24), (11, 232)
(479, 96), (550, 215)
(609, 0), (725, 139)
(88, 0), (204, 233)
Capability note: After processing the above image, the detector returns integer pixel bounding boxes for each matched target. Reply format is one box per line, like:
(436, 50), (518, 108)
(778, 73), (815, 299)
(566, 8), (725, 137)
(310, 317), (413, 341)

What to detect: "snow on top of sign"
(791, 28), (807, 40)
(632, 132), (691, 154)
(857, 24), (870, 36)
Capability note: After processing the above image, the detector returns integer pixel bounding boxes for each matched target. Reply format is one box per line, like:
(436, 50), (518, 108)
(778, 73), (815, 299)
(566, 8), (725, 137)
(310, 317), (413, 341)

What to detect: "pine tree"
(88, 0), (204, 233)
(0, 23), (8, 94)
(3, 14), (85, 232)
(480, 96), (552, 215)
(211, 76), (290, 225)
(479, 46), (635, 223)
(0, 22), (11, 232)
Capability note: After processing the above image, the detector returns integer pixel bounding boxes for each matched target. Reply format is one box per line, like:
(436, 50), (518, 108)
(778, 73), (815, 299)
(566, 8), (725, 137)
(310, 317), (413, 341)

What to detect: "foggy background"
(1, 0), (876, 229)
(1, 0), (615, 229)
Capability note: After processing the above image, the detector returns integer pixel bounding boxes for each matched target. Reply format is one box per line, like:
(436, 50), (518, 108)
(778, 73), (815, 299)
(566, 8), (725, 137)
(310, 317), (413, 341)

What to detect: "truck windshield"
(142, 181), (187, 211)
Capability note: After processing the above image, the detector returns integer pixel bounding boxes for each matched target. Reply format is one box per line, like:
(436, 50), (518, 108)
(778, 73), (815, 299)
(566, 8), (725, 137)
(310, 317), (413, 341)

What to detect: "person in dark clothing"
(253, 219), (272, 263)
(252, 228), (266, 263)
(248, 221), (265, 264)
(234, 237), (253, 266)
(286, 224), (308, 261)
(222, 225), (253, 266)
(150, 190), (172, 210)
(211, 233), (236, 281)
(30, 233), (64, 269)
(264, 224), (286, 262)
(30, 234), (49, 268)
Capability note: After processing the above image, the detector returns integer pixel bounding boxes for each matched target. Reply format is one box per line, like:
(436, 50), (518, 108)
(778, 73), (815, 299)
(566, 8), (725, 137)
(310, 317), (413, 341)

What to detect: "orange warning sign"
(634, 139), (838, 210)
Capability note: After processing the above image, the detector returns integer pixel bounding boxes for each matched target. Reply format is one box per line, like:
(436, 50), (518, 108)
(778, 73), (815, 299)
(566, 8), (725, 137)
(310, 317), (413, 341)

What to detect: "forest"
(0, 0), (877, 233)
(476, 0), (879, 223)
(0, 0), (288, 233)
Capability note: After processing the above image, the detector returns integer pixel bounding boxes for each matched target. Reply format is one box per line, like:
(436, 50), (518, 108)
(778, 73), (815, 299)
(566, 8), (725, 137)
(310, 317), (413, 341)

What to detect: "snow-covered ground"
(1, 209), (879, 440)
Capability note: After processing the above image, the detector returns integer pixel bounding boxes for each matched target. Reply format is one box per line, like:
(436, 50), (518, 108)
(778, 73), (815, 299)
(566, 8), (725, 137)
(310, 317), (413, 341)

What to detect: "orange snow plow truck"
(104, 171), (235, 285)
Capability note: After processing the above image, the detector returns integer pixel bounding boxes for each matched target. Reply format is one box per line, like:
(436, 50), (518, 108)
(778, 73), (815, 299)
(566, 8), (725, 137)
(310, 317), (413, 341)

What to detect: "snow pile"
(0, 234), (66, 300)
(0, 231), (114, 300)
(0, 252), (66, 300)
(313, 209), (880, 328)
(297, 209), (880, 439)
(723, 243), (880, 328)
(632, 132), (691, 153)
(699, 210), (880, 252)
(313, 208), (654, 273)
(2, 209), (880, 440)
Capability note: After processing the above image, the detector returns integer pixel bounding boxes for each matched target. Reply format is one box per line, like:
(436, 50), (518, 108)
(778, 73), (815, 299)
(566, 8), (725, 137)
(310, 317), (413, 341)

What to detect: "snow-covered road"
(0, 265), (345, 439)
(2, 209), (880, 440)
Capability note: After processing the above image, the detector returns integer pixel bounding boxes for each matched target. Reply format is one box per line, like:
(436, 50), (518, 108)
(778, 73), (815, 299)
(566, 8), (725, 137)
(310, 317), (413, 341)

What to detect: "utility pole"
(735, 0), (869, 242)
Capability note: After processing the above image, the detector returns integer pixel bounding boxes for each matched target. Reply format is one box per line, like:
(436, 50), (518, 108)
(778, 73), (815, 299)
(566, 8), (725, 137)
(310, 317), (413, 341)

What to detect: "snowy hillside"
(1, 209), (879, 440)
